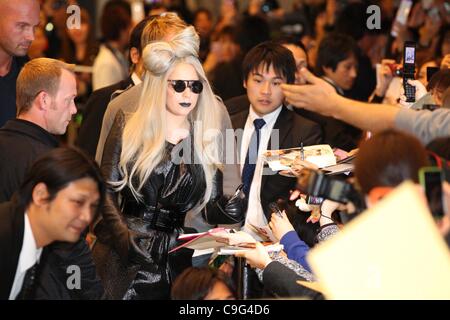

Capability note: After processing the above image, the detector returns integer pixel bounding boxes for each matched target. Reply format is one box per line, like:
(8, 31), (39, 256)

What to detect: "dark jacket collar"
(0, 198), (25, 299)
(1, 119), (59, 148)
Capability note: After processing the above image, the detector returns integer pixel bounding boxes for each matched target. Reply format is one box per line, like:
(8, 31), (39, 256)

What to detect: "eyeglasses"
(167, 80), (203, 94)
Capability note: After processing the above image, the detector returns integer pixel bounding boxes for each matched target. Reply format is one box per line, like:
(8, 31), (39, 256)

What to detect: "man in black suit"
(226, 42), (322, 299)
(227, 41), (322, 239)
(0, 147), (105, 300)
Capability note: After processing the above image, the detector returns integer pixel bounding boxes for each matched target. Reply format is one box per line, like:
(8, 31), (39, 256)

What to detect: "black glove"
(127, 230), (153, 266)
(203, 183), (247, 225)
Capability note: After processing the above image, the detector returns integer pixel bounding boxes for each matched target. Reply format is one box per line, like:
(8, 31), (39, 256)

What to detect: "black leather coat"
(93, 111), (246, 299)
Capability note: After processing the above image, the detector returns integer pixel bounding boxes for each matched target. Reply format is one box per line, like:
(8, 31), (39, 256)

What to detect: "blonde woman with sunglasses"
(93, 26), (246, 300)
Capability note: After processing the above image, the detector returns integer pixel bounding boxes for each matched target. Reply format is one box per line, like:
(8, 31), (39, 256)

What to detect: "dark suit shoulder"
(224, 95), (249, 117)
(0, 201), (24, 299)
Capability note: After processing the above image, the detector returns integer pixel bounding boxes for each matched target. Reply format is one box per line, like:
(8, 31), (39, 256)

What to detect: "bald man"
(0, 0), (40, 127)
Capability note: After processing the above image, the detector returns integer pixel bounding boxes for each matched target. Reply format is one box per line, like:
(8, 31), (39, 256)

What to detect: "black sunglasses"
(168, 80), (203, 94)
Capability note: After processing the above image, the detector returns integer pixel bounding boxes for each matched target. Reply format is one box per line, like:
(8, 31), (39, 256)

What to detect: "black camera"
(296, 169), (366, 222)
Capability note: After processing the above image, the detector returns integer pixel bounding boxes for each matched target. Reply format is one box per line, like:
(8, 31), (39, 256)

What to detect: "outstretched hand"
(281, 68), (339, 116)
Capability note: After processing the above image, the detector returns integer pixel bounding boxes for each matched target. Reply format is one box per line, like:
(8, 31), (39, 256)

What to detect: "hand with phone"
(399, 79), (427, 107)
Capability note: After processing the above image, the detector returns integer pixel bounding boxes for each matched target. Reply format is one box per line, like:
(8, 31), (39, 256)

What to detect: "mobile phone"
(306, 195), (324, 205)
(403, 41), (416, 103)
(391, 0), (413, 37)
(419, 167), (444, 218)
(268, 202), (283, 217)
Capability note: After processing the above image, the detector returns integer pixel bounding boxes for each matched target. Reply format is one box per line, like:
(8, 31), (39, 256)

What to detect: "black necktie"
(15, 262), (38, 300)
(242, 118), (266, 197)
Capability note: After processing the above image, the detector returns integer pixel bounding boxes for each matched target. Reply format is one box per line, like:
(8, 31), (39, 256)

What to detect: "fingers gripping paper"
(307, 181), (450, 299)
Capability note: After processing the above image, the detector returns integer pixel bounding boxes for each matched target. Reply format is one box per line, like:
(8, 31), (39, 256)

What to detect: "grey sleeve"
(395, 108), (450, 145)
(95, 84), (143, 164)
(95, 103), (118, 164)
(217, 100), (241, 196)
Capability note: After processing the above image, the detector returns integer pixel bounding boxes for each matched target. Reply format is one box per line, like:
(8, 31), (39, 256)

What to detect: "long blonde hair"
(116, 26), (224, 214)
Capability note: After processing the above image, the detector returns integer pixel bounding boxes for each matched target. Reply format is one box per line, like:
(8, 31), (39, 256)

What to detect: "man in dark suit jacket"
(0, 200), (25, 299)
(227, 42), (322, 299)
(0, 148), (105, 300)
(228, 42), (322, 223)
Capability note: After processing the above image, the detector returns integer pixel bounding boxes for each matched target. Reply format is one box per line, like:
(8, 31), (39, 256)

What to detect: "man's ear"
(322, 66), (333, 77)
(35, 91), (51, 111)
(243, 79), (247, 89)
(130, 47), (140, 65)
(32, 182), (50, 207)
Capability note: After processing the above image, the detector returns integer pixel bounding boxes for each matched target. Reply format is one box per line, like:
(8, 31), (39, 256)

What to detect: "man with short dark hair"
(0, 147), (105, 300)
(0, 0), (40, 127)
(226, 41), (322, 299)
(227, 41), (322, 239)
(313, 33), (362, 151)
(315, 33), (359, 95)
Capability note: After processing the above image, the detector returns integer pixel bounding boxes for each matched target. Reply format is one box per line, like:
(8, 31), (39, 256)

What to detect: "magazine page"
(264, 144), (336, 171)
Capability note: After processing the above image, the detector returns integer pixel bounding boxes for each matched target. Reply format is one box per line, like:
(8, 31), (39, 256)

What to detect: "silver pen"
(300, 142), (305, 161)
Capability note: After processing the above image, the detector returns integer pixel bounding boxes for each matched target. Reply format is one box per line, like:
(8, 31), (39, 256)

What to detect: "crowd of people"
(0, 0), (449, 300)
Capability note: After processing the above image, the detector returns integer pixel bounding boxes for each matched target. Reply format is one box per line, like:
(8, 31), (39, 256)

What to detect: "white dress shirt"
(9, 213), (42, 300)
(92, 44), (129, 90)
(240, 105), (283, 240)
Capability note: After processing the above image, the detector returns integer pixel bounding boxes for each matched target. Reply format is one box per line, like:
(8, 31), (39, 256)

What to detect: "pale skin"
(165, 63), (200, 144)
(0, 0), (40, 75)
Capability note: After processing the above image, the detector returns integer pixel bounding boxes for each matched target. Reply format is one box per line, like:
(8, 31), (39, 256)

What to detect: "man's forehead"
(3, 0), (40, 22)
(251, 64), (285, 79)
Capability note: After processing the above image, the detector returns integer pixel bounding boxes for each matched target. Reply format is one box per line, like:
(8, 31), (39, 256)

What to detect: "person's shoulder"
(224, 95), (249, 117)
(287, 107), (320, 128)
(14, 56), (29, 69)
